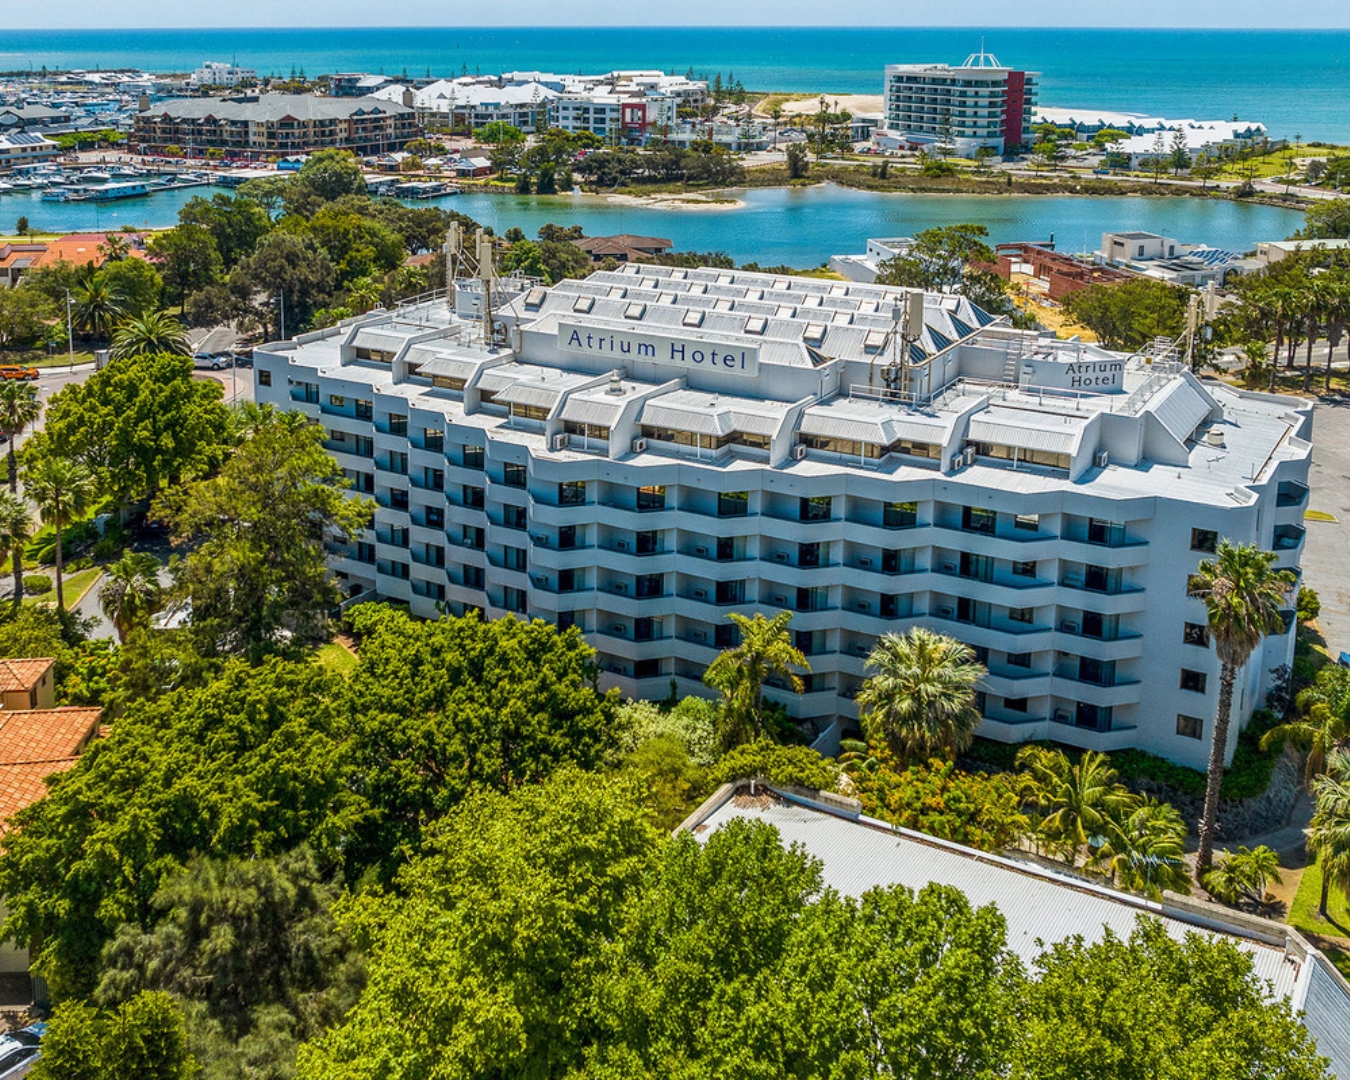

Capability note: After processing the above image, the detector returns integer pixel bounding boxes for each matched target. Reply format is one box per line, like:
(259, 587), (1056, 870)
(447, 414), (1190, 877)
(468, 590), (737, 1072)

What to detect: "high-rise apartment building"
(884, 52), (1038, 156)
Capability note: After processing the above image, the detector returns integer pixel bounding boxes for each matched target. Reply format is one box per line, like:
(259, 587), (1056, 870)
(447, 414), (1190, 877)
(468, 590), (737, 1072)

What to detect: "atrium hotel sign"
(1024, 357), (1125, 392)
(557, 322), (760, 378)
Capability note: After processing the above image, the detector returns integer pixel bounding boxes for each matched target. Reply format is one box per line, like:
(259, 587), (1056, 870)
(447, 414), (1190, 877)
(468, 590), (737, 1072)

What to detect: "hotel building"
(884, 52), (1038, 156)
(254, 263), (1311, 769)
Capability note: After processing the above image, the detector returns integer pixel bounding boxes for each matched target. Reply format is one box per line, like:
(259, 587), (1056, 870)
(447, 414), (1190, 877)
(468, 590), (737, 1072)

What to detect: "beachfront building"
(369, 79), (557, 134)
(1100, 231), (1255, 287)
(254, 262), (1311, 770)
(329, 73), (398, 98)
(0, 132), (59, 171)
(550, 88), (680, 145)
(132, 93), (420, 158)
(883, 51), (1038, 156)
(188, 62), (258, 89)
(682, 780), (1350, 1080)
(662, 121), (771, 152)
(502, 70), (707, 108)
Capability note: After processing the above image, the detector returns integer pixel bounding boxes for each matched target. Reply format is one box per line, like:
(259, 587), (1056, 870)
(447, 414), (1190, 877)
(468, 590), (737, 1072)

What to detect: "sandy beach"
(594, 191), (746, 211)
(769, 94), (886, 118)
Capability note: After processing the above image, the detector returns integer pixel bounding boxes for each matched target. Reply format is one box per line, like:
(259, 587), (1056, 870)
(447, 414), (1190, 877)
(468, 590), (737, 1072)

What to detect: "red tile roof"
(0, 707), (103, 826)
(0, 658), (53, 694)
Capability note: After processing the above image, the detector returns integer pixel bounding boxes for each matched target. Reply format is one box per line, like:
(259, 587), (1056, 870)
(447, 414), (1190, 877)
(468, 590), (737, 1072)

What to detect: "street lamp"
(64, 289), (74, 369)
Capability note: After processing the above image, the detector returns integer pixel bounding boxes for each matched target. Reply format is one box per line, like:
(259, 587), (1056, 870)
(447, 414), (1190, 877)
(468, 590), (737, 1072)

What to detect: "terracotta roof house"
(0, 659), (54, 712)
(571, 234), (673, 264)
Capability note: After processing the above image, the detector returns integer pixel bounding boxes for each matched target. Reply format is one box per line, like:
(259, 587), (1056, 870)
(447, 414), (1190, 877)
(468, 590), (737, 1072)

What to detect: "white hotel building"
(254, 264), (1312, 769)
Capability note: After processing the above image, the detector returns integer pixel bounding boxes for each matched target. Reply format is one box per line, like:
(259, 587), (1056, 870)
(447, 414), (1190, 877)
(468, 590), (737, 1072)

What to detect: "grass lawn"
(22, 567), (103, 609)
(0, 348), (99, 369)
(1306, 509), (1339, 523)
(314, 640), (358, 676)
(1287, 853), (1350, 980)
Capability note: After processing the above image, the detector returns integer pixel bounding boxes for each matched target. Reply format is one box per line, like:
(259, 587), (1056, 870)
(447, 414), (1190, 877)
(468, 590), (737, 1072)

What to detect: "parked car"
(192, 352), (227, 371)
(0, 1024), (44, 1080)
(0, 365), (39, 381)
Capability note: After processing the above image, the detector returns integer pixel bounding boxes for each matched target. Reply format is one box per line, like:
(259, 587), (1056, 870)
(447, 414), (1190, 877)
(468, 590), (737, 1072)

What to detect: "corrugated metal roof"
(968, 411), (1086, 454)
(799, 403), (950, 446)
(349, 329), (409, 355)
(696, 796), (1302, 1004)
(497, 383), (562, 409)
(640, 390), (789, 437)
(1300, 957), (1350, 1080)
(559, 396), (626, 426)
(1149, 379), (1215, 445)
(414, 356), (482, 381)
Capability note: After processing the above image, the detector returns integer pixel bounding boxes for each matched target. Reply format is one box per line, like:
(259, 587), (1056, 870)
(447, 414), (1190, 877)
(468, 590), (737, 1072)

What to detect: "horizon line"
(8, 24), (1350, 31)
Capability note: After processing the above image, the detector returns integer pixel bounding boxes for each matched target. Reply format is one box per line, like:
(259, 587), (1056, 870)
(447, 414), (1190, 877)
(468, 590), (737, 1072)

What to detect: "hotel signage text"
(557, 322), (759, 378)
(1024, 358), (1124, 392)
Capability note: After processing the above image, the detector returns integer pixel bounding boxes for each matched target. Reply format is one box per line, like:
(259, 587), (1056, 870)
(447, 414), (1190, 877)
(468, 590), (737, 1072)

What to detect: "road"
(1300, 396), (1350, 657)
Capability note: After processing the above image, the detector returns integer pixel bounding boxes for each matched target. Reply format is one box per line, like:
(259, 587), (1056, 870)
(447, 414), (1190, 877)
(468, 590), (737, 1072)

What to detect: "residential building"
(1035, 106), (1266, 144)
(683, 780), (1350, 1080)
(328, 73), (397, 98)
(662, 121), (770, 152)
(369, 79), (556, 133)
(0, 132), (59, 171)
(0, 659), (55, 711)
(1100, 231), (1256, 287)
(828, 237), (914, 283)
(994, 242), (1134, 300)
(1256, 238), (1350, 264)
(132, 93), (420, 158)
(550, 89), (678, 145)
(1112, 119), (1268, 167)
(883, 51), (1038, 156)
(572, 234), (673, 264)
(254, 262), (1311, 770)
(188, 61), (257, 89)
(0, 103), (72, 131)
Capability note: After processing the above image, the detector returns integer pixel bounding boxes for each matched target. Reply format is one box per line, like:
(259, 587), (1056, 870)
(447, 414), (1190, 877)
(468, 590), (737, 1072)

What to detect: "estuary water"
(2, 183), (1305, 268)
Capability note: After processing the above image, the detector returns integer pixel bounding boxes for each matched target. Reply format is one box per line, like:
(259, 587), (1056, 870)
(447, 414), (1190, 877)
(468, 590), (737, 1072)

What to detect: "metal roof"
(640, 390), (789, 437)
(1148, 379), (1215, 445)
(967, 410), (1087, 454)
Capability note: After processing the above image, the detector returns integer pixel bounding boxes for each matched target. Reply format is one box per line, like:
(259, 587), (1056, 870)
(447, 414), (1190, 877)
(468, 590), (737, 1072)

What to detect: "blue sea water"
(2, 28), (1349, 141)
(1, 183), (1303, 268)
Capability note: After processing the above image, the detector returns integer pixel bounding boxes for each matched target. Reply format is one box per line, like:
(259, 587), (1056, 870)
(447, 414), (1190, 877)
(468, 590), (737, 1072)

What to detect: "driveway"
(1301, 397), (1350, 656)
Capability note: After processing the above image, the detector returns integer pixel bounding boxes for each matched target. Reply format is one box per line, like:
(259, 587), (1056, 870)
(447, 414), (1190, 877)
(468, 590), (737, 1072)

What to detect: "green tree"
(102, 990), (197, 1080)
(875, 223), (1011, 313)
(98, 551), (162, 644)
(179, 193), (272, 267)
(1202, 845), (1283, 906)
(1262, 699), (1349, 786)
(25, 455), (95, 611)
(703, 611), (807, 749)
(34, 351), (230, 511)
(857, 627), (986, 764)
(1306, 753), (1350, 918)
(229, 231), (336, 338)
(155, 409), (371, 658)
(1188, 542), (1295, 877)
(785, 141), (810, 179)
(0, 285), (57, 350)
(1017, 745), (1137, 864)
(1298, 197), (1350, 241)
(109, 311), (189, 360)
(283, 150), (368, 217)
(100, 257), (163, 319)
(0, 491), (33, 614)
(71, 269), (127, 341)
(0, 380), (41, 493)
(293, 204), (406, 284)
(29, 999), (105, 1080)
(146, 224), (225, 305)
(1095, 797), (1190, 897)
(707, 738), (841, 791)
(1062, 277), (1191, 350)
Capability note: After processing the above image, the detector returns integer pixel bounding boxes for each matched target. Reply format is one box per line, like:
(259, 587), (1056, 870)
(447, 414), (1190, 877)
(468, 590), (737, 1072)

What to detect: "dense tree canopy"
(1062, 277), (1190, 350)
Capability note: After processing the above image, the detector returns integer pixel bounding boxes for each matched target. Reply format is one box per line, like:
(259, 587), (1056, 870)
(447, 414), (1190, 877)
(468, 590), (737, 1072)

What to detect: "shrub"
(1297, 586), (1321, 623)
(1221, 709), (1281, 800)
(708, 739), (840, 792)
(1110, 748), (1207, 797)
(23, 574), (52, 596)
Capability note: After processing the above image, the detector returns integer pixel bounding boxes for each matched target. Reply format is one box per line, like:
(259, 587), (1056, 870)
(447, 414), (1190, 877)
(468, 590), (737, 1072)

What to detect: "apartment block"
(255, 263), (1311, 768)
(884, 52), (1038, 156)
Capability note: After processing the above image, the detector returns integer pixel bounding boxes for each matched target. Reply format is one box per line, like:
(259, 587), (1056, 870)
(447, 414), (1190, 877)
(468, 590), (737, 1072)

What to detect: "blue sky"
(7, 0), (1349, 28)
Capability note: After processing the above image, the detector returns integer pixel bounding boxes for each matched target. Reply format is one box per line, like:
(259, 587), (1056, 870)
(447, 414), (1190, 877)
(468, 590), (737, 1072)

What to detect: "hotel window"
(511, 402), (551, 422)
(329, 394), (346, 408)
(505, 546), (527, 571)
(716, 491), (749, 518)
(1004, 697), (1029, 713)
(883, 501), (917, 529)
(962, 505), (996, 535)
(1006, 651), (1032, 668)
(564, 421), (610, 442)
(463, 564), (485, 589)
(463, 445), (484, 470)
(355, 347), (396, 362)
(462, 525), (485, 550)
(558, 481), (586, 506)
(504, 586), (528, 615)
(432, 375), (466, 391)
(559, 568), (578, 593)
(1014, 513), (1040, 532)
(558, 525), (577, 550)
(386, 452), (408, 475)
(636, 574), (664, 598)
(800, 496), (832, 522)
(425, 506), (444, 529)
(1180, 669), (1208, 693)
(801, 434), (884, 460)
(715, 580), (744, 606)
(1191, 528), (1218, 553)
(390, 489), (409, 512)
(1177, 714), (1204, 740)
(258, 370), (272, 386)
(423, 428), (444, 452)
(1009, 606), (1034, 624)
(637, 485), (666, 511)
(715, 621), (739, 648)
(356, 541), (375, 564)
(1184, 622), (1210, 647)
(503, 463), (527, 488)
(387, 414), (408, 436)
(355, 399), (373, 420)
(505, 505), (527, 531)
(423, 468), (443, 491)
(462, 485), (485, 509)
(1012, 560), (1036, 578)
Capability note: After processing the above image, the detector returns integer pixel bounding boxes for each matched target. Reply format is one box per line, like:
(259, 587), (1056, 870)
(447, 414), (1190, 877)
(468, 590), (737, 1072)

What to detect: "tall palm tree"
(0, 492), (33, 614)
(99, 550), (163, 643)
(1017, 746), (1136, 864)
(109, 310), (190, 360)
(856, 627), (985, 764)
(72, 271), (127, 342)
(26, 456), (96, 612)
(703, 611), (808, 750)
(0, 381), (42, 494)
(1188, 541), (1295, 878)
(1260, 701), (1350, 787)
(1306, 753), (1350, 920)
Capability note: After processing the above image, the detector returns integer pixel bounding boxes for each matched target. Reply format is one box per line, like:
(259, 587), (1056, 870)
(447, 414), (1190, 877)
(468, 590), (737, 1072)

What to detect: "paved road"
(1301, 397), (1350, 657)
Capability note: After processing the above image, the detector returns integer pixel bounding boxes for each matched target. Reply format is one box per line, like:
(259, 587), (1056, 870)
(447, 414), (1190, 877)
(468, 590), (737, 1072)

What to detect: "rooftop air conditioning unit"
(532, 575), (548, 587)
(773, 551), (789, 562)
(692, 630), (707, 642)
(792, 445), (808, 460)
(1053, 708), (1072, 723)
(962, 446), (976, 466)
(551, 433), (567, 451)
(612, 623), (626, 634)
(951, 455), (964, 471)
(854, 642), (871, 655)
(632, 437), (648, 453)
(694, 545), (709, 557)
(1060, 619), (1081, 634)
(532, 533), (548, 545)
(937, 604), (955, 618)
(772, 594), (788, 605)
(1094, 449), (1109, 467)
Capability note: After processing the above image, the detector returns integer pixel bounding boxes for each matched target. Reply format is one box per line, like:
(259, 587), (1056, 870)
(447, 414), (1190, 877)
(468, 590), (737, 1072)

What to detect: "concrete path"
(1301, 396), (1350, 657)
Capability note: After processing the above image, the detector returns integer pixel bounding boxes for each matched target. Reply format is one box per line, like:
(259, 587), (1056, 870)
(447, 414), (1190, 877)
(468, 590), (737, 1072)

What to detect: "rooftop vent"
(607, 373), (625, 395)
(1204, 428), (1226, 448)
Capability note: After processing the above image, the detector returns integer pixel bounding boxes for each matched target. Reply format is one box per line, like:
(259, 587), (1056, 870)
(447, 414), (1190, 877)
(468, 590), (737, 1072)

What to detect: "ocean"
(2, 28), (1350, 142)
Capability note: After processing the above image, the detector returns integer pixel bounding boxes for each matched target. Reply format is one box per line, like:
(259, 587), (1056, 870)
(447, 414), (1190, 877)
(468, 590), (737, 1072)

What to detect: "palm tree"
(71, 271), (127, 341)
(99, 550), (163, 643)
(109, 310), (190, 360)
(1306, 753), (1350, 919)
(0, 492), (33, 613)
(0, 381), (41, 494)
(1201, 845), (1283, 907)
(856, 627), (985, 764)
(1017, 746), (1136, 864)
(98, 233), (131, 262)
(1188, 541), (1295, 878)
(703, 611), (808, 750)
(26, 456), (96, 612)
(1098, 797), (1190, 898)
(1261, 701), (1350, 787)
